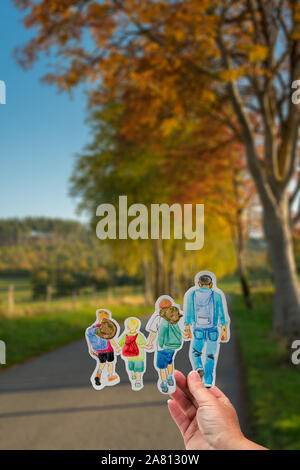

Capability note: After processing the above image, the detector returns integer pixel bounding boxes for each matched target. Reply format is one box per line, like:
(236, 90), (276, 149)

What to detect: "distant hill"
(0, 217), (88, 247)
(0, 218), (113, 292)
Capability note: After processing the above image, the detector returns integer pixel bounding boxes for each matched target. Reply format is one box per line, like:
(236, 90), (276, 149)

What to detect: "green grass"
(0, 276), (145, 316)
(1, 274), (299, 449)
(231, 290), (300, 450)
(0, 303), (150, 367)
(0, 277), (149, 367)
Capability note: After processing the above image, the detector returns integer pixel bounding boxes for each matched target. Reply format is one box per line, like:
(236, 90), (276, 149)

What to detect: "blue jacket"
(185, 287), (226, 329)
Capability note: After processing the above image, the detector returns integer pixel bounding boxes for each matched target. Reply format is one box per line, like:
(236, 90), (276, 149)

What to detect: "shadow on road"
(0, 315), (249, 449)
(0, 399), (166, 419)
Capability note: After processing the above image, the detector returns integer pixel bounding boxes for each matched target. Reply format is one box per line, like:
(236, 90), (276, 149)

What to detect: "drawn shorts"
(128, 360), (145, 373)
(157, 350), (175, 369)
(98, 351), (114, 363)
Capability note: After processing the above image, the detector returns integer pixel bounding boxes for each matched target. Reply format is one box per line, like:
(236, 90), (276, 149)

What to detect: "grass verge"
(231, 290), (300, 450)
(0, 303), (150, 368)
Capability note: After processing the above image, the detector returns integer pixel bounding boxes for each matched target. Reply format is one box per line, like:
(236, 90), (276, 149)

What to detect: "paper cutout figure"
(86, 309), (121, 390)
(118, 317), (147, 391)
(145, 295), (186, 395)
(183, 270), (230, 388)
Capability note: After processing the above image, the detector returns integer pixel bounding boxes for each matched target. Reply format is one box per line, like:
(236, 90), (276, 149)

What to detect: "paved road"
(0, 318), (248, 450)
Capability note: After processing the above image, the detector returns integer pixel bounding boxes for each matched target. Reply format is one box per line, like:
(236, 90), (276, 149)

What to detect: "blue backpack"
(87, 326), (108, 351)
(194, 290), (215, 328)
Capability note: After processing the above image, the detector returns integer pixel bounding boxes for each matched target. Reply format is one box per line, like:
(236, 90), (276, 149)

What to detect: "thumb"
(187, 371), (215, 407)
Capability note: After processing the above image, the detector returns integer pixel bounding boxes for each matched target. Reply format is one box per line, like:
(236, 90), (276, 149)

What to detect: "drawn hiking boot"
(94, 375), (101, 387)
(108, 374), (119, 384)
(204, 380), (213, 388)
(160, 380), (168, 393)
(167, 376), (174, 386)
(197, 369), (204, 380)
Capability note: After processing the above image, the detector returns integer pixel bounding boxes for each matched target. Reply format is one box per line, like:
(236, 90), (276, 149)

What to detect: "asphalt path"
(0, 317), (248, 449)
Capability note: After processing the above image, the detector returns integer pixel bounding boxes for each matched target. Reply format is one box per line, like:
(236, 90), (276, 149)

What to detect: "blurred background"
(0, 1), (299, 450)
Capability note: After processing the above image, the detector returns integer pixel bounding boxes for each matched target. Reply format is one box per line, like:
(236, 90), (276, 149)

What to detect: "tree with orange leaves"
(14, 0), (300, 339)
(70, 100), (255, 307)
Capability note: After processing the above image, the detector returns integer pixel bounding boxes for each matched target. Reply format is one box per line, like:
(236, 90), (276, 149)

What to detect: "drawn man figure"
(184, 271), (230, 388)
(86, 309), (121, 390)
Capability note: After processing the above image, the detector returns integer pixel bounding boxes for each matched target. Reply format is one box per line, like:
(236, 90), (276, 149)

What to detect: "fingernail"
(189, 370), (200, 382)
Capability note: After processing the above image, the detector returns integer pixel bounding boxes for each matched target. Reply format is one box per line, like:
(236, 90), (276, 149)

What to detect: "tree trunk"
(181, 258), (191, 294)
(142, 255), (153, 305)
(236, 243), (252, 310)
(168, 248), (178, 299)
(8, 284), (14, 315)
(263, 193), (300, 339)
(46, 284), (53, 312)
(153, 239), (165, 298)
(226, 76), (300, 338)
(231, 213), (252, 310)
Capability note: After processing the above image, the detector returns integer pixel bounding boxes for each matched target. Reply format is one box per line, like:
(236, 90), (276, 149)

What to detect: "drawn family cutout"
(85, 270), (230, 394)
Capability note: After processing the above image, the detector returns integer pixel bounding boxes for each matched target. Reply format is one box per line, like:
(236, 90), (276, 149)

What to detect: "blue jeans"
(192, 327), (219, 386)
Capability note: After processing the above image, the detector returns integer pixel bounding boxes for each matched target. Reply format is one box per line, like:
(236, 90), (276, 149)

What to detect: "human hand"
(221, 325), (227, 342)
(182, 333), (189, 340)
(142, 343), (153, 351)
(184, 326), (192, 339)
(168, 370), (266, 450)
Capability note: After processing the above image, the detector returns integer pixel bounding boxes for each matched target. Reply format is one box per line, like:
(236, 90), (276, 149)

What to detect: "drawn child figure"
(145, 296), (185, 394)
(183, 270), (230, 388)
(118, 317), (147, 391)
(86, 309), (121, 390)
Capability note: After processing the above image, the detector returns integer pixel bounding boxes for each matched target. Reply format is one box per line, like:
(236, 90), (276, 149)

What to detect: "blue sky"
(0, 2), (90, 221)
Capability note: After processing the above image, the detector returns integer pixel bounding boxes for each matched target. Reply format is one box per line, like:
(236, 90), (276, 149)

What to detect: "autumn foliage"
(14, 0), (300, 337)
